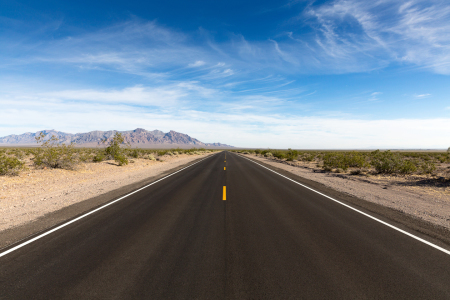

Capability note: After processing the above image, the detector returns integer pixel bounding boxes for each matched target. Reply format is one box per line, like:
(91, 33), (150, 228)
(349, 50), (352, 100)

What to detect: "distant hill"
(0, 128), (233, 148)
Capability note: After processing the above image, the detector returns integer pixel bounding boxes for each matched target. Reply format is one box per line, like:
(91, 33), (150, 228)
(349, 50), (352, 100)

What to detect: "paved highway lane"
(1, 151), (450, 299)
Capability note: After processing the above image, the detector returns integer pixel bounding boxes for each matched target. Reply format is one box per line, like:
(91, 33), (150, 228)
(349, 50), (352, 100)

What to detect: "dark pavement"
(1, 151), (450, 299)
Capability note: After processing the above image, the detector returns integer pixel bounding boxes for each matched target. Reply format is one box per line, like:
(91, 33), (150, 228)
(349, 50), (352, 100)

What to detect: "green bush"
(0, 154), (24, 175)
(264, 152), (273, 158)
(399, 160), (417, 174)
(104, 133), (129, 166)
(370, 150), (420, 174)
(346, 152), (369, 168)
(322, 151), (369, 172)
(300, 153), (315, 162)
(34, 132), (79, 170)
(272, 151), (286, 159)
(323, 152), (349, 171)
(93, 151), (105, 162)
(286, 148), (299, 161)
(370, 150), (402, 174)
(420, 161), (436, 174)
(129, 149), (140, 158)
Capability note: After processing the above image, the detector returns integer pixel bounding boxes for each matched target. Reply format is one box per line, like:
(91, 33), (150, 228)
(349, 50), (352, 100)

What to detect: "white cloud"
(1, 85), (449, 149)
(188, 60), (206, 67)
(306, 0), (450, 74)
(42, 86), (185, 107)
(414, 93), (431, 98)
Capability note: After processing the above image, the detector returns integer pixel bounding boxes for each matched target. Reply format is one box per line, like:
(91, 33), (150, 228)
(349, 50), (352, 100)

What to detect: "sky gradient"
(1, 0), (449, 148)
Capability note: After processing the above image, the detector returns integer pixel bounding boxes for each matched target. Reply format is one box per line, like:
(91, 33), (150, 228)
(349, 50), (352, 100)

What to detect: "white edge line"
(239, 154), (450, 256)
(0, 153), (219, 258)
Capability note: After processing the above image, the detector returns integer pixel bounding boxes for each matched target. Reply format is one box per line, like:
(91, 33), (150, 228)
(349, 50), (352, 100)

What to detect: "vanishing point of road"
(1, 152), (450, 299)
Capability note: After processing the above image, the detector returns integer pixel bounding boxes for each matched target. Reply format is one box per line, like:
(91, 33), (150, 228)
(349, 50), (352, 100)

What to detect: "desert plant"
(272, 151), (286, 159)
(286, 148), (299, 161)
(34, 132), (78, 170)
(0, 153), (24, 175)
(370, 150), (402, 174)
(104, 132), (129, 166)
(346, 152), (370, 169)
(300, 153), (315, 162)
(399, 160), (417, 174)
(147, 154), (156, 161)
(130, 149), (140, 158)
(323, 152), (345, 171)
(420, 161), (436, 174)
(93, 151), (105, 162)
(264, 152), (273, 158)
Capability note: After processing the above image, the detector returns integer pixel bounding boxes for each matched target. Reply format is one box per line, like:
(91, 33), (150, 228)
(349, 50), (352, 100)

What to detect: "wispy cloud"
(188, 60), (206, 67)
(305, 0), (450, 74)
(2, 86), (449, 148)
(368, 91), (382, 102)
(414, 93), (431, 98)
(1, 6), (449, 148)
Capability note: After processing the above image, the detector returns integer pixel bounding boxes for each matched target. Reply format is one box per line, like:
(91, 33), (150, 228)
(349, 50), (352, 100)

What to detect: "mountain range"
(0, 128), (233, 148)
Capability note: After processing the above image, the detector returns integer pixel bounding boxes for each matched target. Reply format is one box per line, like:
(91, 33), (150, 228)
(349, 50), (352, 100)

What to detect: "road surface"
(1, 151), (450, 299)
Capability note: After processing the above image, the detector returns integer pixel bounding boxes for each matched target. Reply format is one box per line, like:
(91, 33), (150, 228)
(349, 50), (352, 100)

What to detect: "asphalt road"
(1, 151), (450, 299)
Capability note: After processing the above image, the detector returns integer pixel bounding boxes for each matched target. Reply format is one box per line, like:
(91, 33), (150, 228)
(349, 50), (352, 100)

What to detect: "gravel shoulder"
(0, 153), (215, 248)
(242, 154), (450, 244)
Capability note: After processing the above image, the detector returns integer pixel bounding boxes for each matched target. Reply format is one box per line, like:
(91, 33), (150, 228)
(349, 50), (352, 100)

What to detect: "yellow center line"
(223, 186), (226, 200)
(224, 167), (226, 170)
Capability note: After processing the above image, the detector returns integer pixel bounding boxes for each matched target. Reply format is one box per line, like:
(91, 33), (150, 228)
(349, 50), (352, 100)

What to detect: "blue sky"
(1, 0), (449, 148)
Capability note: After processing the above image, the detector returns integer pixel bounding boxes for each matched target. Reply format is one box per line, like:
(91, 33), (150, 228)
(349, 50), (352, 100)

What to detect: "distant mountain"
(0, 128), (234, 148)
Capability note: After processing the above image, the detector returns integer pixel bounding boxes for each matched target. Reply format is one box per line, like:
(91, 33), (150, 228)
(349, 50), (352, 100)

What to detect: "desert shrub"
(286, 148), (299, 161)
(322, 151), (369, 171)
(166, 151), (174, 156)
(437, 155), (447, 163)
(300, 153), (315, 162)
(370, 150), (402, 174)
(346, 152), (370, 168)
(420, 161), (436, 174)
(93, 151), (105, 162)
(104, 132), (129, 166)
(129, 149), (140, 158)
(323, 152), (349, 171)
(78, 149), (94, 162)
(272, 151), (286, 159)
(0, 154), (24, 175)
(34, 132), (79, 170)
(147, 154), (156, 161)
(173, 151), (179, 155)
(264, 152), (273, 158)
(399, 160), (417, 174)
(157, 150), (168, 156)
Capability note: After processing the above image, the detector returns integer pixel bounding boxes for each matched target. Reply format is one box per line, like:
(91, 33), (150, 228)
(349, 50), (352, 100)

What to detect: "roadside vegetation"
(233, 148), (450, 178)
(0, 132), (215, 176)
